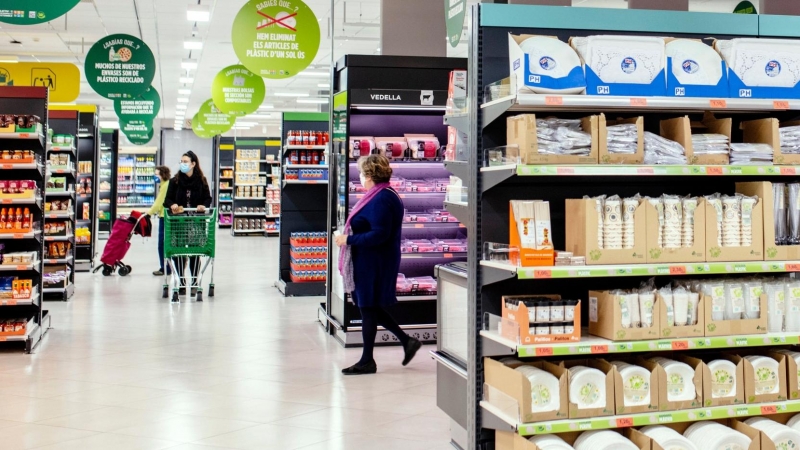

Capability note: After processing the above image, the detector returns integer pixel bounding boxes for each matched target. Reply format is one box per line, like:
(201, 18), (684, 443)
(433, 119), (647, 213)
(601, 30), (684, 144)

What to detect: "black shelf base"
(275, 278), (326, 297)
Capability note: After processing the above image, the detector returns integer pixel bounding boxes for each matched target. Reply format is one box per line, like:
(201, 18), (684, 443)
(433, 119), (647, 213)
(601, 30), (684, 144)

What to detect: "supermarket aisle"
(0, 225), (450, 450)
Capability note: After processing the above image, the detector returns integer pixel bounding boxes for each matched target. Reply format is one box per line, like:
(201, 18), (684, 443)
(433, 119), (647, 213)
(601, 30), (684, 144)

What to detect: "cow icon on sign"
(420, 90), (434, 106)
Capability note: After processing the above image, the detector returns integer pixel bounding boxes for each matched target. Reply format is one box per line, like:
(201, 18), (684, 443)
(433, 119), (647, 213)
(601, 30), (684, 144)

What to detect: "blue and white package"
(582, 35), (667, 96)
(665, 39), (727, 97)
(721, 38), (800, 99)
(508, 34), (585, 95)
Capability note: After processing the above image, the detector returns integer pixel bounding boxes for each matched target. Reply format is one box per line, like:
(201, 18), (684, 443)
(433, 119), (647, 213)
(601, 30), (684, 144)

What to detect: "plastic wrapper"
(682, 196), (698, 247)
(673, 286), (690, 326)
(603, 195), (622, 250)
(765, 281), (786, 333)
(638, 279), (656, 328)
(730, 143), (774, 165)
(740, 195), (757, 247)
(743, 280), (763, 320)
(691, 133), (730, 155)
(775, 183), (788, 245)
(790, 184), (800, 245)
(643, 132), (687, 165)
(701, 281), (726, 321)
(785, 281), (800, 332)
(647, 196), (665, 248)
(780, 125), (800, 154)
(586, 195), (606, 248)
(606, 123), (638, 154)
(537, 118), (592, 156)
(723, 281), (744, 321)
(659, 285), (674, 327)
(614, 289), (633, 328)
(705, 194), (723, 247)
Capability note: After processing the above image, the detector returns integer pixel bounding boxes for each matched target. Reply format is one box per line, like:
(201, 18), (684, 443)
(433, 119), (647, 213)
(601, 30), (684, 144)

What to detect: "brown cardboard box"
(483, 358), (568, 423)
(495, 429), (648, 450)
(641, 357), (702, 412)
(700, 354), (746, 407)
(661, 116), (731, 166)
(601, 116), (644, 165)
(768, 350), (800, 401)
(738, 181), (800, 262)
(506, 114), (600, 165)
(604, 357), (659, 415)
(704, 294), (768, 337)
(509, 203), (555, 267)
(644, 198), (706, 264)
(704, 192), (764, 262)
(588, 290), (660, 341)
(501, 295), (581, 344)
(561, 359), (615, 419)
(656, 291), (705, 339)
(741, 352), (787, 404)
(565, 198), (647, 265)
(649, 420), (762, 450)
(741, 118), (800, 165)
(689, 113), (733, 165)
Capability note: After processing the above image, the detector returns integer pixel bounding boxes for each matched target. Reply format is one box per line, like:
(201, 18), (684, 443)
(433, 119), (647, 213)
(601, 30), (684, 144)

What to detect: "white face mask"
(359, 173), (367, 187)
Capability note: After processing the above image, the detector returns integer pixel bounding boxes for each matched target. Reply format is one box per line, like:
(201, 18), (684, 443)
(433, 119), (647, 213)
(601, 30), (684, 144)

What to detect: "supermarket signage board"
(211, 65), (265, 117)
(0, 62), (80, 103)
(0, 0), (80, 25)
(446, 0), (467, 47)
(196, 99), (234, 135)
(114, 85), (161, 124)
(192, 112), (217, 139)
(84, 34), (156, 100)
(349, 89), (449, 107)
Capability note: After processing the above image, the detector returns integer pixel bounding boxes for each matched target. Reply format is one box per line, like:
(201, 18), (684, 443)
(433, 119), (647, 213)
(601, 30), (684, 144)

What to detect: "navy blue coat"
(347, 188), (404, 307)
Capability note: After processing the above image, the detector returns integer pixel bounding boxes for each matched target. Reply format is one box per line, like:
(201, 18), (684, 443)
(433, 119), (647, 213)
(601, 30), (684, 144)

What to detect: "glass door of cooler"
(98, 131), (117, 235)
(117, 147), (157, 215)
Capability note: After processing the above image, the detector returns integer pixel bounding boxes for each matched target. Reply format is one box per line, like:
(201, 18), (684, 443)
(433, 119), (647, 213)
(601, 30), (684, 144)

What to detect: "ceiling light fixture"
(179, 77), (194, 83)
(173, 127), (183, 131)
(298, 71), (329, 77)
(176, 104), (188, 110)
(178, 89), (191, 95)
(99, 121), (119, 129)
(183, 39), (203, 50)
(187, 4), (211, 21)
(181, 58), (198, 70)
(297, 98), (329, 104)
(274, 92), (309, 97)
(177, 98), (189, 103)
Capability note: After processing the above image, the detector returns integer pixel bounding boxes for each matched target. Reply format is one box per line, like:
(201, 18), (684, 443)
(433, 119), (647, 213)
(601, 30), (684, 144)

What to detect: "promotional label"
(196, 99), (234, 134)
(191, 112), (218, 139)
(445, 0), (466, 48)
(120, 120), (152, 137)
(211, 65), (265, 116)
(0, 1), (80, 25)
(84, 34), (156, 99)
(114, 85), (160, 124)
(0, 62), (80, 102)
(231, 0), (321, 79)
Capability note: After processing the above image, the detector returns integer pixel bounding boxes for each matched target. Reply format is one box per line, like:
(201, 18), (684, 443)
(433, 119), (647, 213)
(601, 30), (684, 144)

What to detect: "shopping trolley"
(162, 208), (216, 302)
(93, 210), (152, 277)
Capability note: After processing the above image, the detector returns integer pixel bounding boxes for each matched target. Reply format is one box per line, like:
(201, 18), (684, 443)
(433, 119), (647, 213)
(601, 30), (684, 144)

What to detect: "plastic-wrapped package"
(622, 194), (640, 250)
(691, 133), (730, 155)
(705, 194), (723, 247)
(586, 195), (606, 248)
(743, 280), (763, 320)
(659, 285), (674, 327)
(662, 194), (682, 249)
(721, 195), (741, 247)
(614, 289), (633, 328)
(643, 132), (687, 165)
(606, 123), (638, 154)
(702, 281), (726, 321)
(603, 195), (622, 250)
(673, 286), (690, 326)
(785, 281), (800, 332)
(537, 118), (592, 156)
(765, 281), (786, 332)
(740, 195), (757, 247)
(682, 197), (698, 247)
(639, 280), (656, 328)
(723, 281), (744, 321)
(647, 197), (665, 248)
(775, 183), (788, 245)
(730, 143), (774, 165)
(790, 184), (800, 245)
(780, 125), (800, 154)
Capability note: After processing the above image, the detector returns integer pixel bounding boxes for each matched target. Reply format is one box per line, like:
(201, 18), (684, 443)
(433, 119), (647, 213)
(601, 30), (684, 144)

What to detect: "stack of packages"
(585, 194), (638, 249)
(643, 132), (687, 164)
(646, 195), (698, 249)
(537, 118), (592, 156)
(691, 133), (730, 159)
(781, 125), (800, 155)
(705, 193), (758, 247)
(730, 143), (774, 165)
(772, 183), (800, 246)
(605, 123), (638, 155)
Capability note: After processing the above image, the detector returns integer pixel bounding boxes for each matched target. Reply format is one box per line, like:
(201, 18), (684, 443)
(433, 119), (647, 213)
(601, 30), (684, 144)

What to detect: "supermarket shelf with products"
(0, 86), (52, 352)
(97, 129), (117, 237)
(451, 5), (800, 450)
(116, 147), (156, 216)
(230, 137), (281, 236)
(216, 137), (233, 228)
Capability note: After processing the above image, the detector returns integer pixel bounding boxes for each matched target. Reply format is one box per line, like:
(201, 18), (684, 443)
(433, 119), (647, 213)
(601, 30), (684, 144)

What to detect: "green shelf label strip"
(516, 165), (800, 177)
(513, 261), (797, 280)
(517, 400), (800, 436)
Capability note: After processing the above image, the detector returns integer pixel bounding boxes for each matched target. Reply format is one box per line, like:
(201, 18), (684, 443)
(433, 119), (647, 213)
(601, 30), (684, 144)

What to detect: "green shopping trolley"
(162, 208), (216, 302)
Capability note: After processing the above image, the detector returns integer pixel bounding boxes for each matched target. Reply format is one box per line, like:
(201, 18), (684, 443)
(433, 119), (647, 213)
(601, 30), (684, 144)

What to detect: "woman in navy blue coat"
(335, 155), (421, 375)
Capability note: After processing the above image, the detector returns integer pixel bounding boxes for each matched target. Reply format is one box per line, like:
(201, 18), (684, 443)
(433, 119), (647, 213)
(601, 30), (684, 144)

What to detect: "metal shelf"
(0, 261), (39, 271)
(402, 221), (462, 229)
(443, 201), (469, 226)
(0, 196), (41, 206)
(401, 251), (467, 259)
(283, 180), (328, 187)
(233, 197), (267, 200)
(444, 160), (470, 183)
(45, 190), (75, 197)
(43, 234), (74, 242)
(0, 162), (38, 170)
(45, 212), (73, 219)
(0, 230), (41, 240)
(484, 163), (800, 180)
(233, 212), (267, 217)
(284, 144), (327, 150)
(284, 164), (329, 169)
(444, 113), (469, 133)
(45, 256), (73, 265)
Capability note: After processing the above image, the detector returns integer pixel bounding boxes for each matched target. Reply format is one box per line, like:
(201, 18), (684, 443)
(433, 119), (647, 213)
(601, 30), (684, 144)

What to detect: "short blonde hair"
(357, 154), (393, 183)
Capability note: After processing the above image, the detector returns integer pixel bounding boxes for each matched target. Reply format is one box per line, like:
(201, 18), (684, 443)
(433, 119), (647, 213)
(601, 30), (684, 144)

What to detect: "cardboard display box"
(506, 114), (600, 165)
(565, 198), (647, 265)
(603, 357), (660, 415)
(600, 115), (644, 165)
(703, 192), (764, 263)
(740, 352), (787, 404)
(691, 114), (732, 165)
(588, 290), (660, 341)
(495, 429), (649, 450)
(699, 354), (746, 407)
(483, 358), (568, 424)
(561, 359), (615, 419)
(741, 117), (800, 166)
(738, 181), (800, 262)
(656, 291), (705, 339)
(768, 350), (800, 401)
(661, 115), (731, 166)
(704, 294), (768, 337)
(648, 420), (762, 450)
(509, 203), (555, 267)
(501, 295), (581, 344)
(640, 357), (702, 412)
(644, 198), (706, 264)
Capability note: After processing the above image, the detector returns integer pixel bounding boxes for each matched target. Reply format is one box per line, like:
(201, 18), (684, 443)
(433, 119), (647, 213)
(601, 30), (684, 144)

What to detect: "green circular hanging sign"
(192, 113), (216, 139)
(0, 0), (80, 25)
(231, 0), (320, 79)
(120, 119), (153, 138)
(197, 99), (234, 134)
(114, 86), (161, 124)
(446, 0), (466, 48)
(125, 128), (154, 146)
(84, 34), (156, 99)
(211, 65), (266, 117)
(733, 1), (757, 13)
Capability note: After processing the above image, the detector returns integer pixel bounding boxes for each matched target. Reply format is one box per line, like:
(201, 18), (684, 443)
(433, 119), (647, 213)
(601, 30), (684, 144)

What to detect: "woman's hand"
(197, 205), (205, 213)
(170, 204), (180, 213)
(334, 234), (348, 247)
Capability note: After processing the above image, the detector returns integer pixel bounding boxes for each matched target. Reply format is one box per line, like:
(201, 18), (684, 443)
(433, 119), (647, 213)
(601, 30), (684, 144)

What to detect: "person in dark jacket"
(163, 150), (212, 297)
(335, 154), (421, 375)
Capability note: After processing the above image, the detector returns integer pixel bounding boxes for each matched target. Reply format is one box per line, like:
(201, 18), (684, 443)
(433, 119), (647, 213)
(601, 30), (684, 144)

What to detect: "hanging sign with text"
(211, 65), (265, 116)
(84, 34), (156, 99)
(0, 0), (80, 25)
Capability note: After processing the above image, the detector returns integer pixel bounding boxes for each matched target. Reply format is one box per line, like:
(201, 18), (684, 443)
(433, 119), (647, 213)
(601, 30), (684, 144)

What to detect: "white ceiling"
(0, 0), (758, 139)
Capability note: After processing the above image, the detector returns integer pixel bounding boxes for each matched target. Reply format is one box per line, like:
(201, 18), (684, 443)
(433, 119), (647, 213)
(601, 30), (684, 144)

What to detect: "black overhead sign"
(350, 89), (449, 107)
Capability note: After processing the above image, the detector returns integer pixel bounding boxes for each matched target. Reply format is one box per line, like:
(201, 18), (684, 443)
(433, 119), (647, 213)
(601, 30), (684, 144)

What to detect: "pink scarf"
(338, 182), (391, 293)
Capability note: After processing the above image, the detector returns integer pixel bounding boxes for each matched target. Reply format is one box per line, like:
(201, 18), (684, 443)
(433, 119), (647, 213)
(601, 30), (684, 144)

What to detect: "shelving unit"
(276, 112), (328, 297)
(216, 137), (233, 228)
(230, 138), (280, 236)
(45, 110), (78, 301)
(97, 130), (118, 237)
(75, 110), (99, 270)
(321, 55), (467, 346)
(116, 146), (157, 216)
(0, 86), (52, 352)
(454, 5), (800, 450)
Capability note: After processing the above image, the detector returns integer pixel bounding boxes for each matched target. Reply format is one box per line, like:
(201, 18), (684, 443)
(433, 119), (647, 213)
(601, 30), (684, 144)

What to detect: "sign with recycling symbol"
(84, 34), (156, 99)
(0, 0), (80, 25)
(211, 65), (265, 117)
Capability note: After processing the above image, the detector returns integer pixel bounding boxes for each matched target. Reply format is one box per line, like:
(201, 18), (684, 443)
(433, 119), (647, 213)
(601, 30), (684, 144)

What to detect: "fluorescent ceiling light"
(179, 77), (194, 83)
(176, 104), (188, 110)
(298, 71), (329, 77)
(274, 92), (309, 97)
(0, 56), (18, 63)
(187, 4), (210, 21)
(317, 83), (330, 88)
(175, 113), (186, 118)
(297, 98), (329, 104)
(184, 39), (203, 50)
(177, 97), (189, 103)
(99, 121), (119, 129)
(181, 59), (198, 70)
(178, 89), (191, 95)
(173, 127), (183, 131)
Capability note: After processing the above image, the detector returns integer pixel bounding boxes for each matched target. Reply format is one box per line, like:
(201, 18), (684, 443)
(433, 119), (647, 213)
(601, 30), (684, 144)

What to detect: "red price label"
(545, 96), (563, 106)
(12, 233), (23, 239)
(616, 417), (634, 428)
(591, 345), (609, 354)
(443, 253), (454, 258)
(6, 300), (16, 306)
(706, 167), (724, 176)
(414, 224), (424, 228)
(787, 264), (800, 272)
(1, 164), (12, 169)
(15, 265), (26, 271)
(535, 347), (554, 356)
(18, 133), (30, 138)
(1, 199), (11, 204)
(630, 98), (648, 107)
(48, 214), (58, 219)
(669, 266), (687, 275)
(671, 340), (689, 350)
(761, 405), (778, 415)
(55, 169), (64, 173)
(0, 337), (6, 342)
(556, 167), (575, 175)
(636, 167), (654, 175)
(774, 100), (790, 110)
(781, 167), (797, 175)
(45, 237), (54, 241)
(48, 260), (57, 264)
(710, 99), (727, 108)
(533, 270), (552, 279)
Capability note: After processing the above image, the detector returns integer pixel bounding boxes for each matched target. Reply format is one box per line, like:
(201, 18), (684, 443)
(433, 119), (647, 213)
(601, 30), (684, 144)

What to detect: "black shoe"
(190, 287), (198, 297)
(179, 286), (186, 295)
(342, 360), (377, 375)
(153, 269), (164, 276)
(402, 337), (422, 366)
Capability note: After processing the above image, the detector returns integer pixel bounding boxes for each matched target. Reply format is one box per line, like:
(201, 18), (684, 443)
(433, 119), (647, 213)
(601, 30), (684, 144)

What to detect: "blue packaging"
(666, 57), (729, 98)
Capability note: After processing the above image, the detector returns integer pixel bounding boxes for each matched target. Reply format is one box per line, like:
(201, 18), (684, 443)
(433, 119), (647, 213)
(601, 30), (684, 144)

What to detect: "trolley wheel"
(171, 292), (179, 303)
(190, 287), (198, 297)
(208, 286), (215, 297)
(125, 265), (132, 274)
(118, 266), (130, 277)
(196, 292), (203, 302)
(102, 266), (113, 276)
(162, 287), (168, 298)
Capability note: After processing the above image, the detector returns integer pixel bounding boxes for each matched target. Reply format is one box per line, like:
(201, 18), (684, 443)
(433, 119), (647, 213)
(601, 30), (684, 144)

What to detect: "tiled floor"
(0, 226), (451, 449)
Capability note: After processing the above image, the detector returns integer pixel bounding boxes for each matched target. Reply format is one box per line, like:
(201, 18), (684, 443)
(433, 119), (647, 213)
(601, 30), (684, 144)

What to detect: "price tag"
(414, 224), (424, 228)
(616, 417), (634, 428)
(48, 260), (57, 264)
(788, 264), (800, 272)
(535, 347), (554, 357)
(45, 237), (54, 242)
(15, 265), (27, 271)
(48, 214), (58, 219)
(630, 98), (647, 107)
(444, 253), (454, 258)
(0, 336), (6, 342)
(706, 167), (724, 176)
(18, 133), (30, 138)
(710, 99), (727, 108)
(5, 300), (16, 306)
(774, 100), (790, 110)
(590, 345), (609, 354)
(556, 167), (575, 175)
(761, 405), (778, 415)
(669, 266), (687, 275)
(12, 233), (23, 239)
(533, 270), (552, 279)
(545, 96), (563, 106)
(781, 167), (797, 175)
(671, 340), (689, 350)
(1, 199), (11, 204)
(636, 167), (654, 175)
(1, 164), (12, 169)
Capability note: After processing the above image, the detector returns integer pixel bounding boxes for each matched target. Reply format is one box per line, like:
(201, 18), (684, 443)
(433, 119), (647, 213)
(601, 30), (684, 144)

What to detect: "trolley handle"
(168, 207), (214, 215)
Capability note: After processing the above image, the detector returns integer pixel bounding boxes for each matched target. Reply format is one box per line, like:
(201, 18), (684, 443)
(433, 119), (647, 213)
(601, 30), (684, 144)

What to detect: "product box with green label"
(656, 291), (705, 339)
(641, 357), (702, 412)
(565, 198), (647, 265)
(483, 358), (568, 424)
(603, 357), (659, 415)
(645, 197), (706, 264)
(768, 350), (800, 401)
(560, 359), (615, 419)
(704, 186), (764, 262)
(703, 293), (767, 337)
(740, 352), (787, 405)
(738, 181), (800, 262)
(697, 354), (745, 408)
(588, 290), (660, 341)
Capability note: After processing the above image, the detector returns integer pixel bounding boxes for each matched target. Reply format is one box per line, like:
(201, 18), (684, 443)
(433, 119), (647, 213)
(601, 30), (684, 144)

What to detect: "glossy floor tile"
(0, 227), (452, 449)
